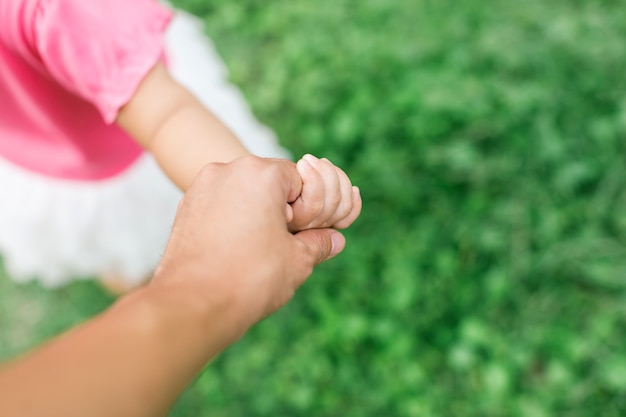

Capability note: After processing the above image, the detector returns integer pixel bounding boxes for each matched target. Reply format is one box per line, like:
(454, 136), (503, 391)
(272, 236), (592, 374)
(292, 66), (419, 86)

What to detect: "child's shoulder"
(18, 0), (173, 122)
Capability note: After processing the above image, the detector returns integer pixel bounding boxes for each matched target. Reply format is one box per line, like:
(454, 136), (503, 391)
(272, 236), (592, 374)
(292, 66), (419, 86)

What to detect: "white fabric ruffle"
(165, 10), (290, 159)
(0, 9), (289, 287)
(0, 155), (181, 287)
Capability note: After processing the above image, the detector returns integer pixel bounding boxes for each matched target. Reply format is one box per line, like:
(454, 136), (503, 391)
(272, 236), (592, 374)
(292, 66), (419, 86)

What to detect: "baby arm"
(116, 62), (362, 231)
(116, 62), (249, 191)
(289, 154), (362, 232)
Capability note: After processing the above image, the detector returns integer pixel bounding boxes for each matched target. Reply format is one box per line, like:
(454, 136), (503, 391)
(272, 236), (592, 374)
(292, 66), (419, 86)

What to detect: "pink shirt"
(0, 0), (172, 180)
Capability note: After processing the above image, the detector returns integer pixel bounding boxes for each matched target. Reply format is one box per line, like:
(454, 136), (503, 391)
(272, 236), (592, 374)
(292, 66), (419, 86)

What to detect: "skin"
(0, 14), (363, 414)
(116, 62), (362, 231)
(0, 156), (352, 417)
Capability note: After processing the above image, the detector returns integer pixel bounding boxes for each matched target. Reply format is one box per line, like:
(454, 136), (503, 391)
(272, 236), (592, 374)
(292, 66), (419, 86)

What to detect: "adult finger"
(290, 229), (346, 286)
(264, 157), (305, 205)
(228, 156), (304, 209)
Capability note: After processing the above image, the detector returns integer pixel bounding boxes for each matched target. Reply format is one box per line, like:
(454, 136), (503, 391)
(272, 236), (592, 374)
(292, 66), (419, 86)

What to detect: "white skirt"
(0, 10), (289, 288)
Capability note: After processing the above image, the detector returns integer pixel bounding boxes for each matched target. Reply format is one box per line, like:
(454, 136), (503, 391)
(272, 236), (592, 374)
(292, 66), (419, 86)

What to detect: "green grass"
(0, 273), (115, 359)
(3, 0), (626, 415)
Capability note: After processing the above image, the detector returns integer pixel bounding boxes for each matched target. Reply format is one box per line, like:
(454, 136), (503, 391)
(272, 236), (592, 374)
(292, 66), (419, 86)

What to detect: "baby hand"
(288, 154), (362, 232)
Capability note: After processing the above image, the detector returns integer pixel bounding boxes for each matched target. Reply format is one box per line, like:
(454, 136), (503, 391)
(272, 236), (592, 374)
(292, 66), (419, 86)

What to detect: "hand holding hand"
(0, 156), (361, 417)
(151, 156), (348, 332)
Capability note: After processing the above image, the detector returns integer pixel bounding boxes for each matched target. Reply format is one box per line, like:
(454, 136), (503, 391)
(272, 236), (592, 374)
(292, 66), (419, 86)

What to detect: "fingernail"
(296, 158), (313, 175)
(330, 231), (346, 257)
(303, 154), (318, 164)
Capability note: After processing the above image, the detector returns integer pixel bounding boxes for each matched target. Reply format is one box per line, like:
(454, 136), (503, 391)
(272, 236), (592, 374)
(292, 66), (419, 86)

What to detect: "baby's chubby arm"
(116, 62), (362, 231)
(116, 62), (249, 191)
(288, 154), (362, 232)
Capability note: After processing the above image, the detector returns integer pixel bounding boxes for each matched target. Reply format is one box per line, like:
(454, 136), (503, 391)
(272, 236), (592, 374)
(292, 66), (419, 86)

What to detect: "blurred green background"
(3, 0), (626, 415)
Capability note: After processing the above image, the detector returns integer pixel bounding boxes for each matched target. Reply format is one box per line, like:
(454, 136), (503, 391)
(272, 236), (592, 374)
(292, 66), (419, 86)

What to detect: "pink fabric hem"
(98, 12), (172, 123)
(0, 147), (145, 182)
(0, 0), (173, 181)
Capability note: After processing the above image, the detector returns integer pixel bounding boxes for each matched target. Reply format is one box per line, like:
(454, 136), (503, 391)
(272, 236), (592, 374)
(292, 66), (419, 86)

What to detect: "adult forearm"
(0, 284), (241, 417)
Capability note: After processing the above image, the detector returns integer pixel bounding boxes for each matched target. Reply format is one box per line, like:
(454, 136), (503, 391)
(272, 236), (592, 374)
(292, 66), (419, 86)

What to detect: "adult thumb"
(293, 228), (346, 271)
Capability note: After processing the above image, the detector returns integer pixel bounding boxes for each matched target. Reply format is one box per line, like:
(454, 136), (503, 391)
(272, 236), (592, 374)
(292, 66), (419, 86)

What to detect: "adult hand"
(152, 155), (347, 331)
(0, 156), (354, 417)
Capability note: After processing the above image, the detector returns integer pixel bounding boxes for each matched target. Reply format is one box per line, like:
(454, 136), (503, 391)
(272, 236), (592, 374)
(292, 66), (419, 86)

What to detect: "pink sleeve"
(31, 0), (172, 123)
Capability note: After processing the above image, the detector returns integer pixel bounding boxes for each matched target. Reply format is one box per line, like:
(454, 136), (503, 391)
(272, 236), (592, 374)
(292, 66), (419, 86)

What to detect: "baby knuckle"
(307, 199), (325, 217)
(338, 199), (354, 217)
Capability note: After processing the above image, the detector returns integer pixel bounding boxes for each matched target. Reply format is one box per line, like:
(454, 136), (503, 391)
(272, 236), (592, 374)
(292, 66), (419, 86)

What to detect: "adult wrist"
(133, 275), (250, 354)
